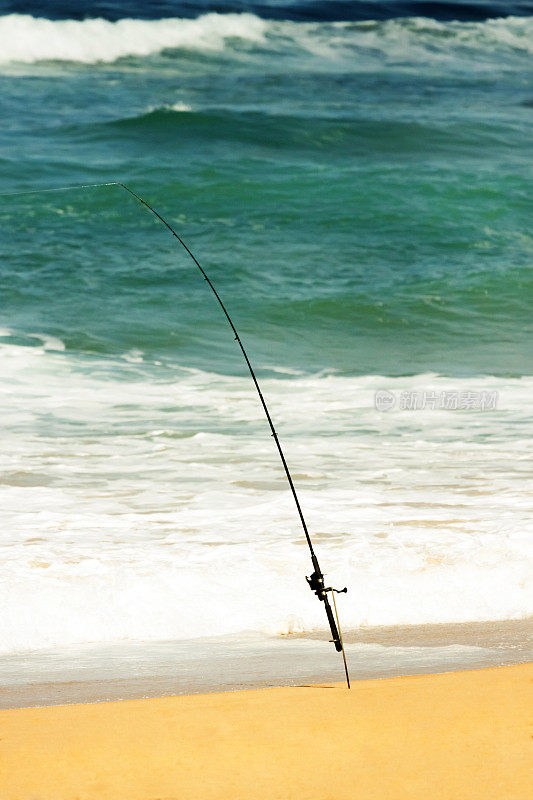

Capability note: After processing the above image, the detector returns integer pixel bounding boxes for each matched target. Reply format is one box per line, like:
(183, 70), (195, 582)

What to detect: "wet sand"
(306, 617), (533, 649)
(1, 617), (530, 709)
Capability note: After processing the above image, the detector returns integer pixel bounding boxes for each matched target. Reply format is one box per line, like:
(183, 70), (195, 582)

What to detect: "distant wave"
(0, 12), (267, 64)
(96, 107), (517, 162)
(0, 12), (532, 65)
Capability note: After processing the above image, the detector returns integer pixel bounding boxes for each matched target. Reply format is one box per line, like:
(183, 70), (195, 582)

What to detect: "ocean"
(0, 0), (532, 670)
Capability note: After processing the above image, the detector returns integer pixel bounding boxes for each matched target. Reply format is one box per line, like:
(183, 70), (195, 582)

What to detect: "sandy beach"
(1, 662), (531, 800)
(2, 3), (532, 799)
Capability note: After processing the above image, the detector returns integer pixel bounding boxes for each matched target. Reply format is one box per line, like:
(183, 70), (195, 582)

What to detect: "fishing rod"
(3, 181), (351, 687)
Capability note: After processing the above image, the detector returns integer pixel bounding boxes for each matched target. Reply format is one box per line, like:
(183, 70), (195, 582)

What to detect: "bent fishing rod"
(3, 181), (351, 687)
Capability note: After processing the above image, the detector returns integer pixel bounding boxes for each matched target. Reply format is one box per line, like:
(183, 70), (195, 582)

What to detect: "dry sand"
(1, 663), (531, 800)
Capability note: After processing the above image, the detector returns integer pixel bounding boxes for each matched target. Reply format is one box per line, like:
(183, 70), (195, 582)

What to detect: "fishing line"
(1, 180), (351, 687)
(331, 589), (350, 689)
(0, 182), (120, 198)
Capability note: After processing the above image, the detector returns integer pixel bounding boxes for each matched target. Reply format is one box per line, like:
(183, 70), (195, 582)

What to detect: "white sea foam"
(168, 102), (193, 112)
(0, 13), (267, 64)
(0, 341), (531, 653)
(27, 333), (66, 351)
(0, 13), (531, 66)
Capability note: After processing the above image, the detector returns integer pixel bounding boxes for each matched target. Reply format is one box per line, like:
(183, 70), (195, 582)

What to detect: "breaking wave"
(0, 12), (532, 65)
(0, 13), (268, 64)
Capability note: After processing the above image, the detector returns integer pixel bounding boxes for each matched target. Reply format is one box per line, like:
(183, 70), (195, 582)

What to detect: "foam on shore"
(1, 339), (532, 654)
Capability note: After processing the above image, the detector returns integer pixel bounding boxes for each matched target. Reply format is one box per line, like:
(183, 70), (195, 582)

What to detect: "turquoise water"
(2, 10), (532, 377)
(0, 4), (532, 654)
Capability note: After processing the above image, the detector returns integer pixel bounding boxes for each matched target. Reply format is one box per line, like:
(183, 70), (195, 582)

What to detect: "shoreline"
(1, 616), (530, 709)
(1, 663), (531, 799)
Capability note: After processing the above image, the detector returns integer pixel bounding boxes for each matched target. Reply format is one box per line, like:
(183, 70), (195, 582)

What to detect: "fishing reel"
(306, 570), (347, 601)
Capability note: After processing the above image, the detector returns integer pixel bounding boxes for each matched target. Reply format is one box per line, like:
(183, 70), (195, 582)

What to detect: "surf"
(1, 12), (531, 65)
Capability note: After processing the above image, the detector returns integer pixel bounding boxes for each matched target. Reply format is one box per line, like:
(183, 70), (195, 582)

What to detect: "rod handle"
(323, 593), (343, 652)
